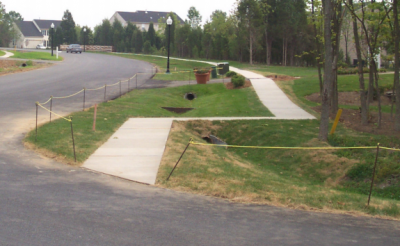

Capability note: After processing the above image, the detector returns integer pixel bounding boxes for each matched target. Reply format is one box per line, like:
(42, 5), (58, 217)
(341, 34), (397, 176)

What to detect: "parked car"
(66, 44), (82, 53)
(36, 44), (46, 49)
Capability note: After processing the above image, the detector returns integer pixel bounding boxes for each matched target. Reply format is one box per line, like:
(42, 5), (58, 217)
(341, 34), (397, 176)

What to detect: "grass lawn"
(10, 51), (63, 61)
(157, 119), (400, 218)
(26, 83), (272, 163)
(0, 50), (5, 56)
(110, 53), (226, 81)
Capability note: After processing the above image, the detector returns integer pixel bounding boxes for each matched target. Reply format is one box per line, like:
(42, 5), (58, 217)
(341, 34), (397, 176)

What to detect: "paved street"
(0, 50), (398, 245)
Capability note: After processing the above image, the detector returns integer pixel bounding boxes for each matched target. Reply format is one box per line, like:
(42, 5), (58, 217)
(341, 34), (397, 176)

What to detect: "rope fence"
(34, 69), (157, 162)
(167, 138), (400, 206)
(35, 66), (225, 162)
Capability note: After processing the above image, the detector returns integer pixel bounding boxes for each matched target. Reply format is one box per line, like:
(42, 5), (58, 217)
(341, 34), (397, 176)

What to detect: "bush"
(194, 67), (210, 74)
(231, 75), (245, 88)
(226, 71), (237, 77)
(337, 67), (387, 75)
(26, 60), (33, 66)
(143, 41), (151, 54)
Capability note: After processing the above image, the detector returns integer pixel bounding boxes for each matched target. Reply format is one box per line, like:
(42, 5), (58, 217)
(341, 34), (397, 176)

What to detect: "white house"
(11, 19), (62, 49)
(110, 11), (184, 32)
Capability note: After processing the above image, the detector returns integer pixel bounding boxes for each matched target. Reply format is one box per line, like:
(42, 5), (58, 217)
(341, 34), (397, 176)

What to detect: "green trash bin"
(217, 62), (229, 75)
(211, 66), (217, 79)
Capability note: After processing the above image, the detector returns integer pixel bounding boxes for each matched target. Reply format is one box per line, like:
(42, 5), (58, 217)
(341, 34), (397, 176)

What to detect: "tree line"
(90, 2), (311, 66)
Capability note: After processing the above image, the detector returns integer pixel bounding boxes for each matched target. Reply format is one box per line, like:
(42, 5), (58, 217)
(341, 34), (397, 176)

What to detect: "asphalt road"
(0, 50), (399, 245)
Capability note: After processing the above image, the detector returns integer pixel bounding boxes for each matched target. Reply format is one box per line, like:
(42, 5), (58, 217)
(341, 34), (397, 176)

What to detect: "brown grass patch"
(0, 60), (52, 76)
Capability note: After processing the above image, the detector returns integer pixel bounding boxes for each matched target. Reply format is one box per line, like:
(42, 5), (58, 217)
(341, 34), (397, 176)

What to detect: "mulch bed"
(266, 75), (298, 81)
(225, 79), (252, 90)
(313, 106), (400, 137)
(307, 92), (393, 107)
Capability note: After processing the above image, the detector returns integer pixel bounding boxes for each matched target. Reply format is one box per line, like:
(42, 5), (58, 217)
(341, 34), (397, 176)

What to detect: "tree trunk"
(394, 0), (400, 131)
(250, 31), (253, 65)
(349, 0), (368, 125)
(372, 60), (382, 128)
(267, 39), (272, 65)
(312, 0), (323, 96)
(319, 0), (334, 141)
(265, 29), (268, 65)
(290, 40), (295, 66)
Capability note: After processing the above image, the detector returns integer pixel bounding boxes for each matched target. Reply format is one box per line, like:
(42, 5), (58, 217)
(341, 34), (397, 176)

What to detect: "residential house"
(11, 19), (61, 49)
(110, 11), (184, 31)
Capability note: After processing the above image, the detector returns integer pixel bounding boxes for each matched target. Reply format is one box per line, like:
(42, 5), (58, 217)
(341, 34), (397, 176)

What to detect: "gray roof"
(17, 21), (42, 37)
(117, 11), (184, 24)
(33, 19), (62, 30)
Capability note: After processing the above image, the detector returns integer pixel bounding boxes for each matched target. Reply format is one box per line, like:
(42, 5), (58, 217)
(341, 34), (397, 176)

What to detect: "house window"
(141, 24), (145, 31)
(42, 30), (47, 36)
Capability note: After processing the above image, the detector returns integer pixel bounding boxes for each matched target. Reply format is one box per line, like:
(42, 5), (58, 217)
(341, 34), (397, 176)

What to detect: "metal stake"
(119, 80), (122, 97)
(35, 103), (38, 142)
(93, 104), (97, 131)
(70, 117), (77, 162)
(128, 78), (130, 91)
(368, 143), (380, 206)
(83, 88), (86, 111)
(136, 74), (138, 89)
(104, 84), (107, 101)
(167, 141), (191, 181)
(50, 96), (53, 123)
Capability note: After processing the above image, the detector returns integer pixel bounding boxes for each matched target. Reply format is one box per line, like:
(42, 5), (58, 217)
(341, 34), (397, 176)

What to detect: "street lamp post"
(51, 23), (54, 56)
(166, 16), (173, 74)
(83, 27), (86, 52)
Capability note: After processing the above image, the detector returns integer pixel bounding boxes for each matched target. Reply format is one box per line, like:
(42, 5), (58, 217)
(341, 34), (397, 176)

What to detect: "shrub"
(337, 67), (388, 75)
(143, 41), (151, 54)
(26, 60), (33, 66)
(231, 75), (245, 88)
(194, 67), (210, 74)
(226, 71), (237, 77)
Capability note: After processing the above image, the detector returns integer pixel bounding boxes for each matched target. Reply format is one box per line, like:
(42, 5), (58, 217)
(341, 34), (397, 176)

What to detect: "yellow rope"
(86, 85), (106, 91)
(39, 97), (52, 105)
(37, 103), (71, 122)
(108, 81), (120, 87)
(189, 141), (379, 150)
(53, 89), (84, 99)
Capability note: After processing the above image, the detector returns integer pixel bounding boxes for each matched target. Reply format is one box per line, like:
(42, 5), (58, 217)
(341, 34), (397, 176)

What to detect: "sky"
(2, 0), (238, 29)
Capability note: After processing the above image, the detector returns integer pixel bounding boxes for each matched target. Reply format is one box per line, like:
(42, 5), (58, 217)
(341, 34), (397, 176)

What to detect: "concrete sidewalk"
(83, 62), (316, 184)
(0, 50), (14, 58)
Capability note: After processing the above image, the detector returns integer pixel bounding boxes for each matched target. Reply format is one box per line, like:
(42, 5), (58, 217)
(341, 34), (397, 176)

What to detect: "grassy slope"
(158, 119), (399, 218)
(10, 51), (63, 61)
(26, 83), (272, 163)
(0, 50), (5, 56)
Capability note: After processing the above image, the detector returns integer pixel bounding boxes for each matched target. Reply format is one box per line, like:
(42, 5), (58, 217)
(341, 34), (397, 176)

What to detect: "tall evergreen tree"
(60, 10), (77, 44)
(134, 29), (143, 53)
(147, 22), (156, 46)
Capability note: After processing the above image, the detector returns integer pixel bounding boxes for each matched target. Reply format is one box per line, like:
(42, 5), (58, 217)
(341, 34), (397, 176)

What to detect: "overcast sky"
(2, 0), (238, 29)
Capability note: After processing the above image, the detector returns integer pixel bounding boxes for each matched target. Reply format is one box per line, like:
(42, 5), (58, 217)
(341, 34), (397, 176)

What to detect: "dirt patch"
(307, 91), (393, 106)
(161, 107), (194, 114)
(266, 75), (298, 81)
(0, 60), (51, 76)
(225, 79), (252, 90)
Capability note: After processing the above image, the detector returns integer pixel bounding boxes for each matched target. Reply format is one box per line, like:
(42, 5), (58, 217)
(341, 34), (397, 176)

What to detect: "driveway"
(0, 50), (398, 245)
